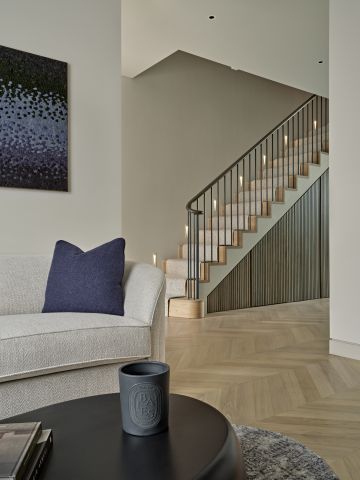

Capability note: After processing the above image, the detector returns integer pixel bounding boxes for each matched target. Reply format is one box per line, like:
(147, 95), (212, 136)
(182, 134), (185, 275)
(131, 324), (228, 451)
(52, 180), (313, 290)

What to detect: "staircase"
(164, 95), (329, 318)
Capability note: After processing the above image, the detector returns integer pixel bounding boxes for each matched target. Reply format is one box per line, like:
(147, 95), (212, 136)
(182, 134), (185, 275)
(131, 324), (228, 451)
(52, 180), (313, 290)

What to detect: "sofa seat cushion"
(0, 313), (151, 382)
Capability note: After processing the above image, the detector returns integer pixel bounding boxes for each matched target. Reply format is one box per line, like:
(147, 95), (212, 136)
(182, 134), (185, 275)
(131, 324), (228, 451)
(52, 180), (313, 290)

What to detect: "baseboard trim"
(329, 339), (360, 360)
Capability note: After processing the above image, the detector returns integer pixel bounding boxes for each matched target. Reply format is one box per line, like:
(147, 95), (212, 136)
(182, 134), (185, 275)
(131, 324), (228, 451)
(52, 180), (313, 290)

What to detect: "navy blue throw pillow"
(43, 238), (125, 316)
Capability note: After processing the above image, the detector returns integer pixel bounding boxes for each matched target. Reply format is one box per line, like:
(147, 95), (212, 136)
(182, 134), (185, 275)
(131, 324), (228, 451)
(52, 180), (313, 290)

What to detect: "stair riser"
(165, 259), (187, 277)
(248, 176), (296, 190)
(267, 152), (320, 168)
(235, 187), (277, 202)
(293, 135), (327, 148)
(223, 201), (272, 216)
(210, 216), (250, 230)
(166, 277), (186, 297)
(263, 164), (310, 177)
(223, 200), (263, 215)
(181, 244), (227, 262)
(282, 127), (326, 144)
(280, 140), (325, 153)
(199, 229), (234, 245)
(168, 298), (204, 319)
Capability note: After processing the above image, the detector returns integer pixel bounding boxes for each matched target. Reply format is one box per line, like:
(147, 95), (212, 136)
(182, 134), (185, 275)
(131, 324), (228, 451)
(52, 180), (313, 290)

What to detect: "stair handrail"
(186, 94), (317, 214)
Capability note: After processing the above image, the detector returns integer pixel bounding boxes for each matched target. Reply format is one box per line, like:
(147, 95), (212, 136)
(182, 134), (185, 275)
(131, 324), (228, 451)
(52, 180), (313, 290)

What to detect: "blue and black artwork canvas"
(0, 46), (68, 191)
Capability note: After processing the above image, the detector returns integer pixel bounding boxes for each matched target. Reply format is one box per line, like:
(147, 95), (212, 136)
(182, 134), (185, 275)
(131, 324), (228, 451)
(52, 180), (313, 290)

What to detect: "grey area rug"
(234, 425), (339, 480)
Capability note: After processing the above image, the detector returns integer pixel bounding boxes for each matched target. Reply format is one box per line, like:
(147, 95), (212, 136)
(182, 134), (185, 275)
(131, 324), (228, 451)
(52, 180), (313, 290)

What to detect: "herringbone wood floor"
(166, 299), (360, 480)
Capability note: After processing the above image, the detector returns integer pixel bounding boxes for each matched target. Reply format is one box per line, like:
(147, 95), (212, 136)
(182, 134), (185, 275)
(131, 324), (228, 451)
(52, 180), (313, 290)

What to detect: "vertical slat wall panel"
(207, 171), (329, 313)
(207, 254), (251, 313)
(320, 170), (330, 297)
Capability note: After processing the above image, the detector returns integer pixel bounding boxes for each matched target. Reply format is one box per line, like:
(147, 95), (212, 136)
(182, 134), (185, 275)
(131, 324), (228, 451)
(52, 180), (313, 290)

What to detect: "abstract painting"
(0, 46), (68, 191)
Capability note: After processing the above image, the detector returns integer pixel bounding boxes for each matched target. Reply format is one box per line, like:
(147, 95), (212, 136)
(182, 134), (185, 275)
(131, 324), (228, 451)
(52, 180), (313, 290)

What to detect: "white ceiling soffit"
(122, 0), (329, 97)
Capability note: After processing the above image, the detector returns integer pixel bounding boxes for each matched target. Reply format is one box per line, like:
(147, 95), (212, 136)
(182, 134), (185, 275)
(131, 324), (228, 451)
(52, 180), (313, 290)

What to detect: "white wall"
(122, 51), (310, 264)
(0, 0), (122, 254)
(329, 0), (360, 359)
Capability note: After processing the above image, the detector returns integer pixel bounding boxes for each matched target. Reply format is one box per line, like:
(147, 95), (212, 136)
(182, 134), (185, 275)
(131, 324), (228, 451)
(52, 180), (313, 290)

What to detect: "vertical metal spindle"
(302, 107), (305, 172)
(282, 124), (285, 189)
(297, 112), (300, 174)
(259, 145), (262, 212)
(210, 187), (213, 262)
(321, 96), (323, 151)
(242, 159), (245, 229)
(192, 211), (195, 299)
(189, 212), (193, 298)
(187, 210), (191, 299)
(292, 116), (295, 179)
(223, 175), (226, 248)
(312, 99), (314, 162)
(202, 197), (205, 281)
(203, 193), (206, 264)
(195, 213), (200, 299)
(248, 154), (251, 228)
(271, 133), (274, 201)
(307, 104), (309, 165)
(316, 96), (319, 152)
(277, 128), (279, 192)
(236, 163), (239, 232)
(217, 182), (219, 256)
(325, 97), (328, 150)
(287, 121), (290, 187)
(255, 148), (258, 215)
(266, 138), (268, 205)
(230, 169), (233, 243)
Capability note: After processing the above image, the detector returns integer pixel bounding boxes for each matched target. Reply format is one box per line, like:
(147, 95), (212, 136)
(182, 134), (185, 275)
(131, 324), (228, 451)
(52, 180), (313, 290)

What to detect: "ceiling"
(122, 0), (329, 97)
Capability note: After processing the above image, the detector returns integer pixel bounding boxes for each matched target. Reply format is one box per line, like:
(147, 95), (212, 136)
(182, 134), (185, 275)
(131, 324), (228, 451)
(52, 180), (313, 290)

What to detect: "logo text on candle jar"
(129, 383), (162, 428)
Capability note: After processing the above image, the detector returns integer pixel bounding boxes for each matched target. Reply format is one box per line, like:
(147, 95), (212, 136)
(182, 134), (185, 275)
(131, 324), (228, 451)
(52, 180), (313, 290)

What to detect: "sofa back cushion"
(0, 256), (51, 315)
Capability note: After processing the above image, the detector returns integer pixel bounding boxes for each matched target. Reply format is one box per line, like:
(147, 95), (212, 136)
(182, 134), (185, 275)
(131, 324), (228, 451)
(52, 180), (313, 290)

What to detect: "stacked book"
(0, 423), (52, 480)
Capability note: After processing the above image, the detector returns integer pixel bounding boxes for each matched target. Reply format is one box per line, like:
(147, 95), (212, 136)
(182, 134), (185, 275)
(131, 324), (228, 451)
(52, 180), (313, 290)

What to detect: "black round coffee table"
(8, 393), (246, 479)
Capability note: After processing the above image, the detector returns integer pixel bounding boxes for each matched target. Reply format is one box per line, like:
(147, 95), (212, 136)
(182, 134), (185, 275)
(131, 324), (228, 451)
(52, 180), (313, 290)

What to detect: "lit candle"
(213, 199), (217, 211)
(185, 225), (188, 238)
(152, 253), (157, 267)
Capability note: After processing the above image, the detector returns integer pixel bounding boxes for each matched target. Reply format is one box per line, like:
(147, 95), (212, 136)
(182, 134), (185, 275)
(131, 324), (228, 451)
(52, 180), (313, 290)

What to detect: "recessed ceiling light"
(209, 15), (215, 20)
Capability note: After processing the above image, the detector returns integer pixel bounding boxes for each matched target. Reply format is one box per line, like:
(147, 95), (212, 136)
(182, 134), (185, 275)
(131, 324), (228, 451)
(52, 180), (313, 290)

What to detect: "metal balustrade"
(186, 95), (329, 299)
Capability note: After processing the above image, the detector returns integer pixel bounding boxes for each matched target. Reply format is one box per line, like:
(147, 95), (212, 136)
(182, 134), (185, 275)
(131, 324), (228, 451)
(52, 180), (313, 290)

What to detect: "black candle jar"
(119, 361), (170, 436)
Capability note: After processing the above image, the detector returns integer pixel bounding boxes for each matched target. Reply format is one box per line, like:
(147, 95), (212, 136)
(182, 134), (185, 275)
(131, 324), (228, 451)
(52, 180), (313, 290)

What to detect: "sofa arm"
(148, 284), (166, 362)
(123, 262), (166, 361)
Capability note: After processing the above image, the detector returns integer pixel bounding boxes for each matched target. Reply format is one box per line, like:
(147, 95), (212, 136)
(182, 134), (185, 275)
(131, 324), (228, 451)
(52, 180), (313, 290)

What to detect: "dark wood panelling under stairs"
(207, 170), (329, 313)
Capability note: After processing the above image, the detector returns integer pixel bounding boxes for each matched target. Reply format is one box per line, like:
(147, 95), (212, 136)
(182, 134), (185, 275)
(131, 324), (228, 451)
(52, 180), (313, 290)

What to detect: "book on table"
(0, 423), (52, 480)
(23, 430), (53, 480)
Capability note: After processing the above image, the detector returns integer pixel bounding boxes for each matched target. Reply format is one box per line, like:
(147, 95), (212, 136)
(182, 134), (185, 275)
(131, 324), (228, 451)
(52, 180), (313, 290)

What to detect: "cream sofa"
(0, 256), (166, 419)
